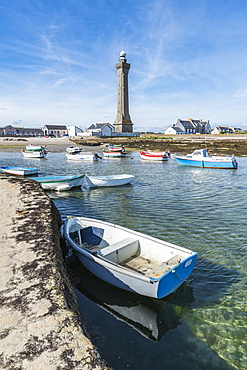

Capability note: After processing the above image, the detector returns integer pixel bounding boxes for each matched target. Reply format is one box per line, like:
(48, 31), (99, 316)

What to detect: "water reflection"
(66, 255), (235, 370)
(67, 257), (195, 342)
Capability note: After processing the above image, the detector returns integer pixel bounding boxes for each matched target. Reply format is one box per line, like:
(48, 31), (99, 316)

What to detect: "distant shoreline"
(1, 135), (247, 156)
(71, 134), (247, 156)
(0, 137), (75, 153)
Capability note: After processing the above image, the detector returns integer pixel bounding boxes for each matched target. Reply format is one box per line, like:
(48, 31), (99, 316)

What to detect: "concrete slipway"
(0, 174), (111, 370)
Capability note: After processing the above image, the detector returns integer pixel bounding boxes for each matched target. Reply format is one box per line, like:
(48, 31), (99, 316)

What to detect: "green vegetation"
(144, 136), (173, 140)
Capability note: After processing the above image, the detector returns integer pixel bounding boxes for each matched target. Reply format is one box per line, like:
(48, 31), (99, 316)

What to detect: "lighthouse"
(114, 51), (133, 133)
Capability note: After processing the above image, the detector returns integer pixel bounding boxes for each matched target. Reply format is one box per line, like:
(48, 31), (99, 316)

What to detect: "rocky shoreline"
(1, 135), (247, 156)
(70, 135), (247, 156)
(0, 174), (111, 370)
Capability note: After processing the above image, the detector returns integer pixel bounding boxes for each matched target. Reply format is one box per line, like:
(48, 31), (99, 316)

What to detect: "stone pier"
(0, 174), (110, 370)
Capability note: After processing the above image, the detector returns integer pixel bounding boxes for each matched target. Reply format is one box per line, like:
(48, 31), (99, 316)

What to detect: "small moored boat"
(29, 175), (84, 191)
(66, 152), (101, 161)
(140, 151), (170, 161)
(0, 166), (38, 176)
(22, 145), (48, 158)
(84, 174), (134, 188)
(62, 216), (198, 299)
(75, 262), (191, 341)
(103, 145), (127, 157)
(107, 145), (126, 152)
(175, 149), (238, 169)
(66, 146), (83, 154)
(103, 152), (125, 158)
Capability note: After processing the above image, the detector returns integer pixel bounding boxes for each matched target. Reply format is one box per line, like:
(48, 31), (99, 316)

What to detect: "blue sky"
(1, 0), (247, 131)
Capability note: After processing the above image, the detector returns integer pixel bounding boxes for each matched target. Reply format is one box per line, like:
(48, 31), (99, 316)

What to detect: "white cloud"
(1, 0), (247, 130)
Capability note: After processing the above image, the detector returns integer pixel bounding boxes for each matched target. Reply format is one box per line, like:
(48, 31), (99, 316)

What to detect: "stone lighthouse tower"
(114, 51), (133, 133)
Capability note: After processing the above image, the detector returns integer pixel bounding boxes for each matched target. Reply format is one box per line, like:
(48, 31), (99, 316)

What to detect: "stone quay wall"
(0, 174), (111, 370)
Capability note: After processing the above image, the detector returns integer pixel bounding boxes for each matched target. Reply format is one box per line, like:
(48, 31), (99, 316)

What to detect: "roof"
(177, 119), (209, 128)
(87, 123), (113, 130)
(17, 127), (42, 131)
(1, 125), (42, 131)
(43, 125), (67, 130)
(173, 127), (184, 133)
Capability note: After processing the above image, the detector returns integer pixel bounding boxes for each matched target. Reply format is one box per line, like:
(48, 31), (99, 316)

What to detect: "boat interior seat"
(97, 237), (140, 264)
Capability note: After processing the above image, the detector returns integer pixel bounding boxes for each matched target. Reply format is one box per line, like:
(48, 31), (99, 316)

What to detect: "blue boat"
(29, 175), (84, 191)
(175, 149), (238, 169)
(0, 166), (38, 176)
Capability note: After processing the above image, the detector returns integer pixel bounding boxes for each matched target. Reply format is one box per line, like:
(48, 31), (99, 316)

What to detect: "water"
(1, 151), (247, 369)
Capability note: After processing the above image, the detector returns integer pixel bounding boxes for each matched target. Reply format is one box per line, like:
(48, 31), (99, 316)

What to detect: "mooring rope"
(171, 269), (194, 283)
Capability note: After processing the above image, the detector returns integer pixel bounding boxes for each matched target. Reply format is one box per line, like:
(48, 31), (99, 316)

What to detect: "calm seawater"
(1, 151), (247, 370)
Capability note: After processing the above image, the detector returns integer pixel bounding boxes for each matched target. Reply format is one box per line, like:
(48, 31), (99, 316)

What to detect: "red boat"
(139, 150), (170, 161)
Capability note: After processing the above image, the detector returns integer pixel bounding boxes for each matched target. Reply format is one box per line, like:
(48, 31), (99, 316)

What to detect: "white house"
(43, 125), (68, 137)
(165, 127), (184, 135)
(211, 126), (242, 134)
(0, 125), (43, 137)
(165, 119), (211, 135)
(67, 125), (83, 137)
(83, 123), (114, 137)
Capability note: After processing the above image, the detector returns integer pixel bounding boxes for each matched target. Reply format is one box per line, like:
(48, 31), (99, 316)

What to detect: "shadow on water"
(67, 255), (195, 342)
(191, 257), (241, 309)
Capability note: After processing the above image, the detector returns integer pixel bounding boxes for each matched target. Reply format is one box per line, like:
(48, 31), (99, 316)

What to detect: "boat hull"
(175, 156), (238, 169)
(0, 166), (38, 176)
(103, 151), (126, 157)
(63, 216), (197, 299)
(85, 174), (134, 188)
(140, 151), (169, 161)
(22, 151), (47, 158)
(66, 153), (100, 161)
(22, 145), (48, 158)
(30, 175), (84, 191)
(107, 146), (125, 152)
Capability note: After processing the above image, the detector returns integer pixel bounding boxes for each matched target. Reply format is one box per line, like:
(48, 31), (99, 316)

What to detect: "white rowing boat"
(62, 216), (197, 299)
(84, 174), (134, 188)
(29, 175), (84, 191)
(0, 166), (38, 176)
(66, 152), (101, 161)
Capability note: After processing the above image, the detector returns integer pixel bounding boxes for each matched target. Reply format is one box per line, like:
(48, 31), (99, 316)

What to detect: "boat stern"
(155, 252), (198, 299)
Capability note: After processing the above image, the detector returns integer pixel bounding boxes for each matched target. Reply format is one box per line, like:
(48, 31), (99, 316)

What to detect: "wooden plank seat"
(97, 237), (140, 264)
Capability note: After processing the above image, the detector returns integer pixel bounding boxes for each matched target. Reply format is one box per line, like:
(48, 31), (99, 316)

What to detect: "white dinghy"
(29, 175), (84, 191)
(62, 216), (198, 299)
(84, 174), (134, 188)
(66, 152), (101, 161)
(0, 166), (38, 176)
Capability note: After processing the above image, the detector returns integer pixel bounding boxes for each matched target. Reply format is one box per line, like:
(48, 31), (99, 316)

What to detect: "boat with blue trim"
(175, 149), (238, 169)
(29, 174), (84, 191)
(62, 216), (197, 299)
(0, 166), (38, 176)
